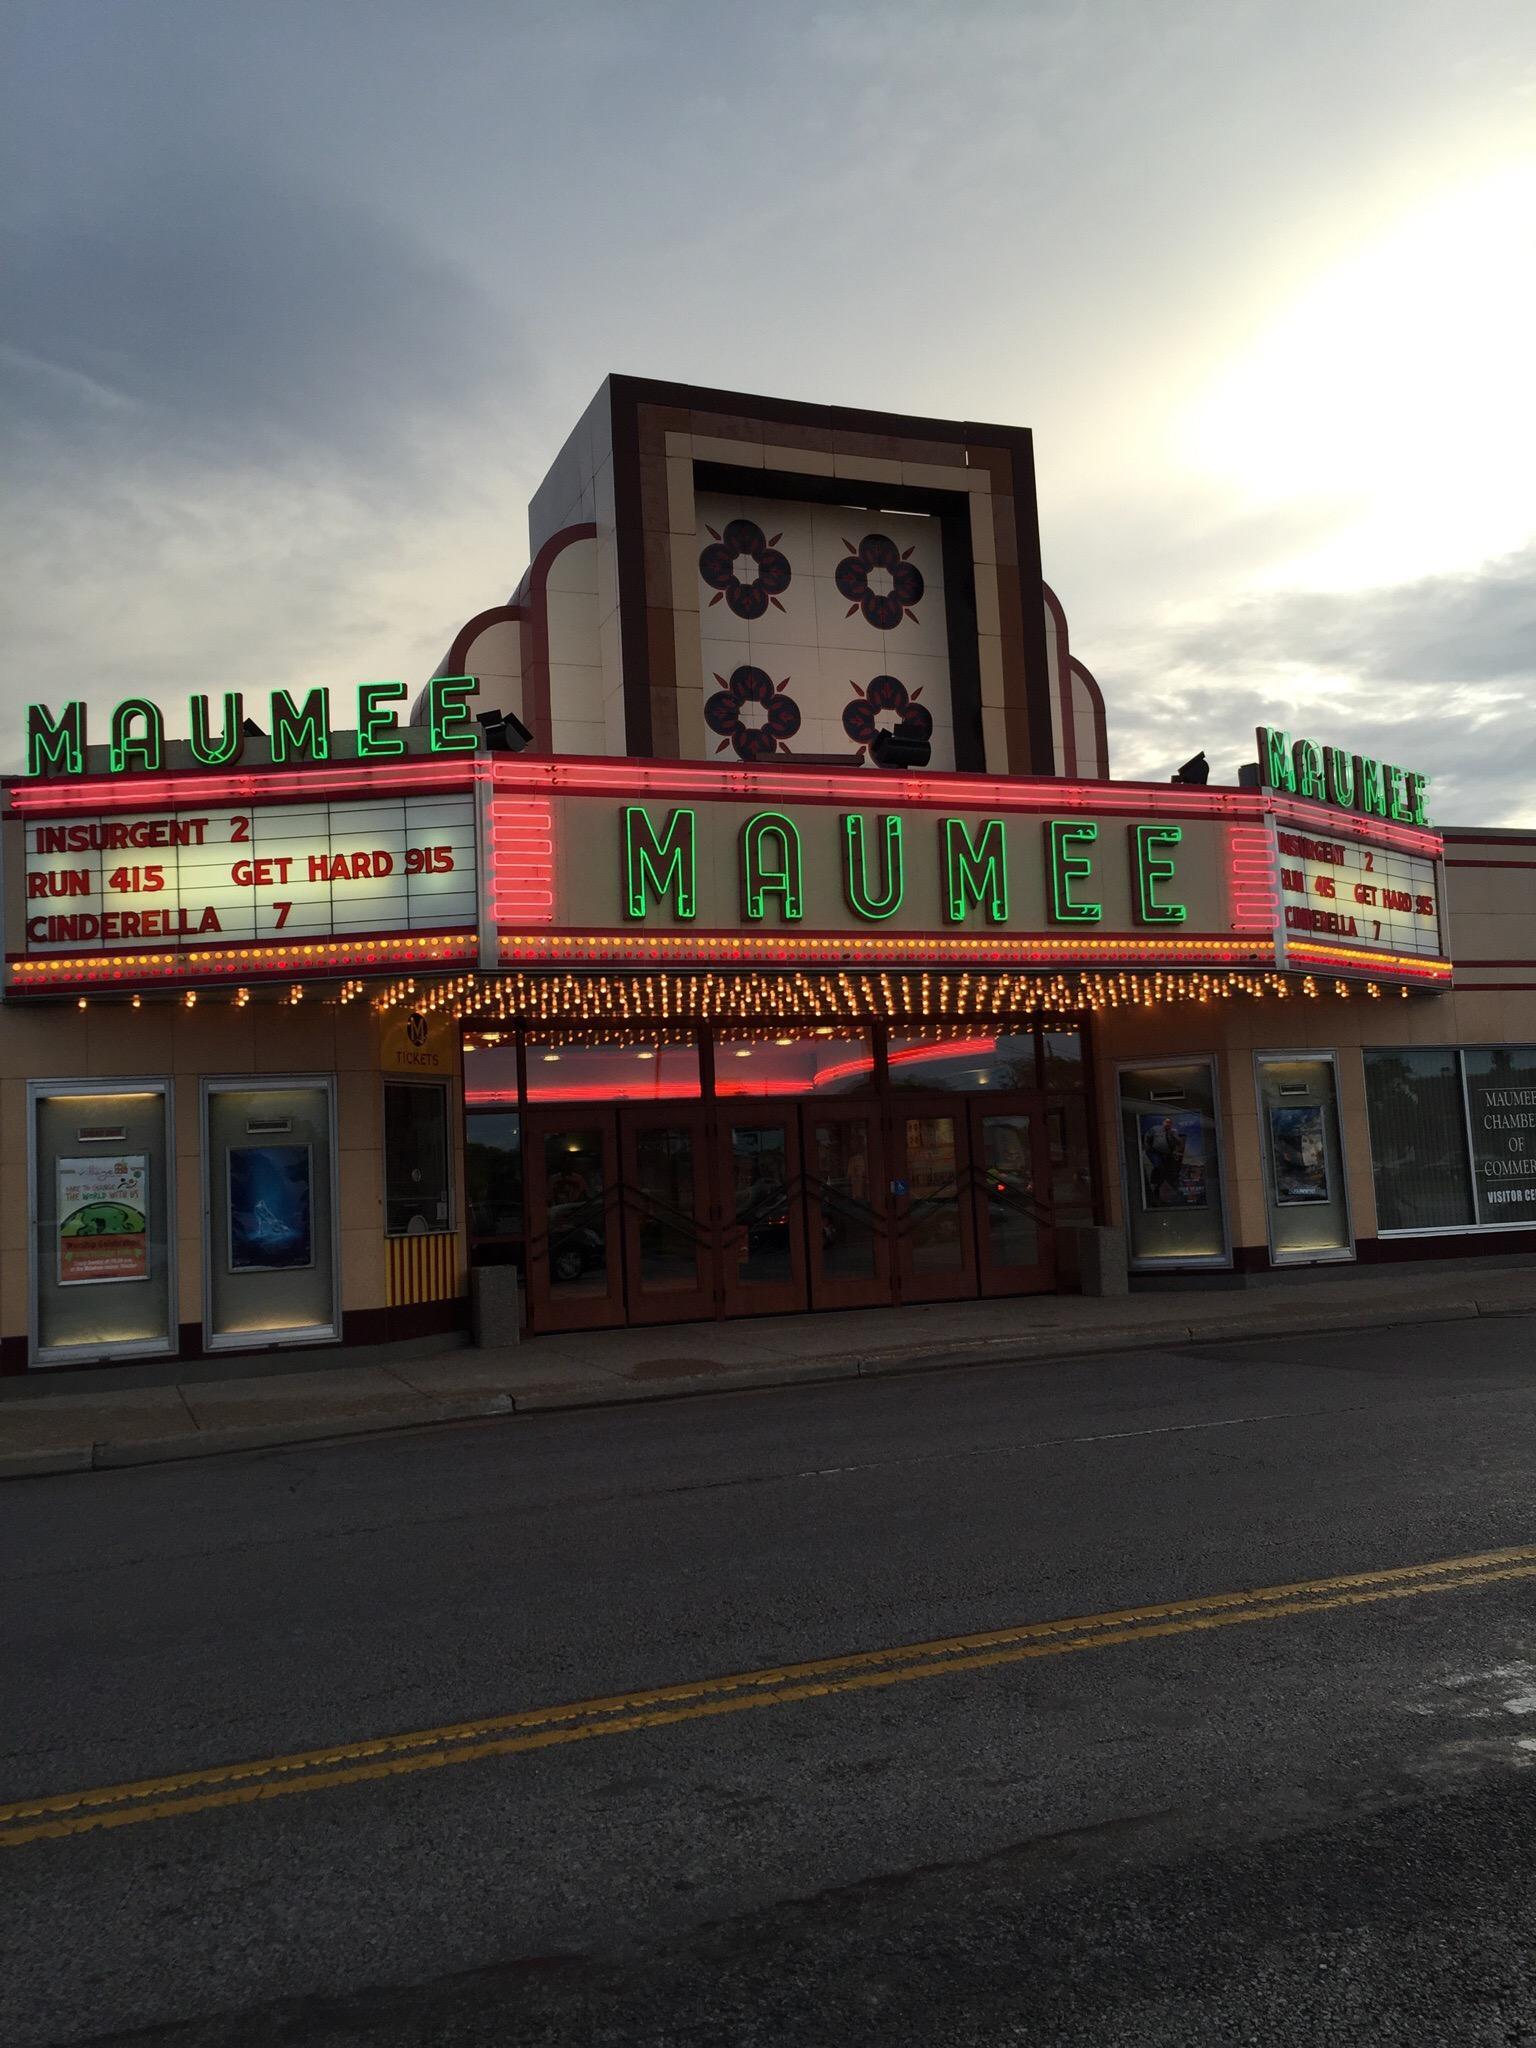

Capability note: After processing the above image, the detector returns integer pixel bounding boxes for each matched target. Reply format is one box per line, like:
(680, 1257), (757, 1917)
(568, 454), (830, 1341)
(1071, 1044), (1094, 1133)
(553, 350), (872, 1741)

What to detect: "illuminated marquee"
(2, 739), (1452, 993)
(19, 793), (477, 953)
(1273, 823), (1443, 962)
(1253, 725), (1446, 969)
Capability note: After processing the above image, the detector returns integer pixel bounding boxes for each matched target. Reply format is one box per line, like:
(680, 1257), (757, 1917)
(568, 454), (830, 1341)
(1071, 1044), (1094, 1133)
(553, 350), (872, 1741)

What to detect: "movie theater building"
(3, 376), (1533, 1374)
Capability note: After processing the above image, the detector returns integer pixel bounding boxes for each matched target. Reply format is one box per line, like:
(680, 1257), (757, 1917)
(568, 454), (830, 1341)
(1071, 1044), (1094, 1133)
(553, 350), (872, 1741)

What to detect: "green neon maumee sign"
(620, 806), (1189, 928)
(1257, 725), (1430, 827)
(23, 679), (481, 778)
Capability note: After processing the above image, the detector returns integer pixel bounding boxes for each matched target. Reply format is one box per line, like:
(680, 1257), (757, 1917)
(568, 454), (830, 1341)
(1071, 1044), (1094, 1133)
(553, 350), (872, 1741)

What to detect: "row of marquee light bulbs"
(373, 968), (1404, 1023)
(63, 970), (1406, 1016)
(71, 980), (369, 1012)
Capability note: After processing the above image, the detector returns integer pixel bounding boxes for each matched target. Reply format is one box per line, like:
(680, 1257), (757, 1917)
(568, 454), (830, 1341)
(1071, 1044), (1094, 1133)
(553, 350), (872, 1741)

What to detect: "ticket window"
(1116, 1059), (1230, 1269)
(203, 1079), (339, 1348)
(384, 1083), (452, 1236)
(1255, 1053), (1354, 1263)
(30, 1080), (177, 1367)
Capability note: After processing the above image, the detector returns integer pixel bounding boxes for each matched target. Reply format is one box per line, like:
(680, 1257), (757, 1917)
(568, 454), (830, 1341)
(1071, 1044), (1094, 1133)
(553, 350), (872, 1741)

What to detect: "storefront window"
(465, 1110), (523, 1269)
(204, 1079), (338, 1347)
(383, 1083), (451, 1236)
(714, 1030), (874, 1097)
(524, 1036), (700, 1103)
(1046, 1094), (1095, 1225)
(1117, 1060), (1228, 1267)
(461, 1035), (518, 1106)
(1363, 1049), (1475, 1231)
(887, 1029), (1038, 1092)
(1255, 1054), (1352, 1262)
(30, 1080), (176, 1366)
(1041, 1028), (1086, 1092)
(1463, 1047), (1536, 1227)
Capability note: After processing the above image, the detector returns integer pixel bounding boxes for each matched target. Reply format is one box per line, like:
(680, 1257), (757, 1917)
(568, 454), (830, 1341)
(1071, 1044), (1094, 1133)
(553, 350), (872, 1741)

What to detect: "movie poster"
(1138, 1111), (1208, 1210)
(1269, 1104), (1330, 1205)
(227, 1144), (313, 1271)
(56, 1155), (150, 1285)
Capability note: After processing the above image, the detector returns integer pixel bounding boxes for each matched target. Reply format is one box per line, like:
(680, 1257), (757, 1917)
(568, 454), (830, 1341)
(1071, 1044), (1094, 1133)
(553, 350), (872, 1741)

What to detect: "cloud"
(1, 143), (524, 468)
(0, 133), (543, 761)
(1169, 545), (1536, 688)
(1100, 543), (1536, 826)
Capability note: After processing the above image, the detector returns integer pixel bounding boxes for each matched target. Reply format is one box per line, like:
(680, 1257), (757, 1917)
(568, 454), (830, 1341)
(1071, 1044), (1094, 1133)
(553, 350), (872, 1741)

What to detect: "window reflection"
(524, 1036), (700, 1104)
(888, 1030), (1038, 1092)
(714, 1031), (874, 1097)
(466, 1110), (523, 1269)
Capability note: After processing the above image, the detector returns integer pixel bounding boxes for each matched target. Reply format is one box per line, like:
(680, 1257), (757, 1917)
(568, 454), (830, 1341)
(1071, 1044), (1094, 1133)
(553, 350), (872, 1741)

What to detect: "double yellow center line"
(6, 1540), (1535, 1849)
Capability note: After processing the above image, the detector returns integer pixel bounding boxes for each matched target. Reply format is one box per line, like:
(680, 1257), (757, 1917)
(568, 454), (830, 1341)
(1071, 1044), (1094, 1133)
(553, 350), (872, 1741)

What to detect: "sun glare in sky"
(1184, 161), (1536, 593)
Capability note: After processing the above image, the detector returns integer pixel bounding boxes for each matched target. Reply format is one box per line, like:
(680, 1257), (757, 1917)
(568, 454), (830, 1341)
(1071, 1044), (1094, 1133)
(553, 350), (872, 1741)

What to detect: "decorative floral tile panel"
(695, 493), (954, 767)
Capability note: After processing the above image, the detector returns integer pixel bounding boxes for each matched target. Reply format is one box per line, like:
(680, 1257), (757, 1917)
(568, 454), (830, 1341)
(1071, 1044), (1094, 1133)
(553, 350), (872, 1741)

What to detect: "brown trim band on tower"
(521, 522), (597, 752)
(609, 382), (654, 758)
(606, 374), (1057, 776)
(1043, 582), (1075, 775)
(441, 603), (525, 681)
(1071, 658), (1110, 779)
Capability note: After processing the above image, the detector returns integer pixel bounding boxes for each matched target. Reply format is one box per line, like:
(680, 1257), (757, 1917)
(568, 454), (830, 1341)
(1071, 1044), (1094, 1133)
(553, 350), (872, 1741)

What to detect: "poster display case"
(1254, 1053), (1353, 1263)
(1115, 1058), (1230, 1269)
(202, 1077), (339, 1348)
(29, 1078), (176, 1365)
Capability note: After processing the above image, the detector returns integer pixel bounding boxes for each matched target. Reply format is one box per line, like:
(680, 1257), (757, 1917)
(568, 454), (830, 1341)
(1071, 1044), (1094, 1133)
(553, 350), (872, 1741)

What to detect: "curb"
(2, 1293), (1531, 1478)
(92, 1392), (514, 1467)
(0, 1444), (94, 1478)
(509, 1356), (862, 1412)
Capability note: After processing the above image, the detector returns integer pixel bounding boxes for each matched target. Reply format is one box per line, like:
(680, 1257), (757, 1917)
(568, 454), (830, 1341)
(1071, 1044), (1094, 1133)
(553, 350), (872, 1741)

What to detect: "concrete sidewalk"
(4, 1259), (1535, 1479)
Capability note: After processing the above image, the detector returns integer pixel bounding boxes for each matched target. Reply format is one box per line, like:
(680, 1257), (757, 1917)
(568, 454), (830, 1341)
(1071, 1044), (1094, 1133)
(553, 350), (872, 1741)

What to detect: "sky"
(3, 0), (1534, 824)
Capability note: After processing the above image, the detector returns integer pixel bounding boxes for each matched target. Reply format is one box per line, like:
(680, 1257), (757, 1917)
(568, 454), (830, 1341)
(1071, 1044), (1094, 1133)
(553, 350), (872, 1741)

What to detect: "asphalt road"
(6, 1314), (1536, 2044)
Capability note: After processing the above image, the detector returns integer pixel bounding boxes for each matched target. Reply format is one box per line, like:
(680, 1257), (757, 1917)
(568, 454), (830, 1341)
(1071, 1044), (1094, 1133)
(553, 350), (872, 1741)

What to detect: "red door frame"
(801, 1099), (892, 1311)
(523, 1106), (625, 1333)
(967, 1092), (1056, 1296)
(618, 1102), (716, 1325)
(715, 1101), (808, 1317)
(886, 1095), (979, 1304)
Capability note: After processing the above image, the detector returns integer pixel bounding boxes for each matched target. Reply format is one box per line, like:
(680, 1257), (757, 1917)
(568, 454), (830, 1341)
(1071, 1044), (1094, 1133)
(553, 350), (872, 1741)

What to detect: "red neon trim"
(1225, 823), (1280, 933)
(6, 757), (482, 815)
(477, 755), (1444, 857)
(1269, 795), (1439, 858)
(6, 752), (1444, 861)
(486, 753), (1257, 821)
(486, 795), (556, 926)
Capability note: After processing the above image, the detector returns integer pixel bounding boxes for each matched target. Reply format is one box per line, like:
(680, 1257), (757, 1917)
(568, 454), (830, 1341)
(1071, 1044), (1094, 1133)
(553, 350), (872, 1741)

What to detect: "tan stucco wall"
(1091, 978), (1536, 1257)
(0, 1001), (467, 1353)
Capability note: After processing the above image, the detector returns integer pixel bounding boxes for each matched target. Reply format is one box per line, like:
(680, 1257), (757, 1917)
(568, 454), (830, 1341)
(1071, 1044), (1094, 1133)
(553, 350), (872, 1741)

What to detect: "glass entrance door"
(619, 1106), (715, 1324)
(717, 1106), (807, 1316)
(889, 1101), (977, 1303)
(525, 1110), (624, 1331)
(968, 1096), (1054, 1296)
(803, 1103), (890, 1310)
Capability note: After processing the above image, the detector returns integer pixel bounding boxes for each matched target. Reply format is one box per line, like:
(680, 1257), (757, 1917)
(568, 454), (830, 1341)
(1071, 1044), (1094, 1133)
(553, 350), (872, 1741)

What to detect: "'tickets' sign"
(20, 795), (477, 953)
(380, 1008), (456, 1075)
